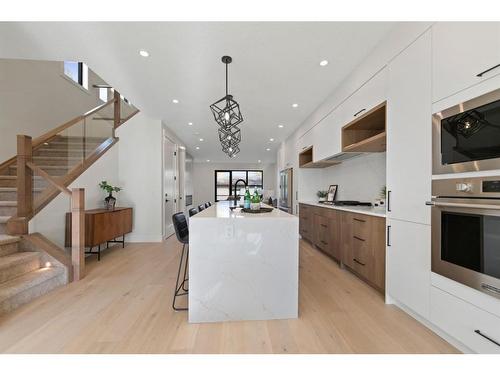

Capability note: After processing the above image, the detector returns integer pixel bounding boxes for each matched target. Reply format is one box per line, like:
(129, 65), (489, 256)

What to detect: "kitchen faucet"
(233, 179), (247, 207)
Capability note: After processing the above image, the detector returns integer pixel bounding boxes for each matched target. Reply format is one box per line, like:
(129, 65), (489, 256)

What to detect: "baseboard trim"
(387, 294), (472, 354)
(126, 234), (163, 243)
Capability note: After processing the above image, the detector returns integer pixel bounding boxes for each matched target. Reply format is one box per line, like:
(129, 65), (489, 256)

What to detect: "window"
(215, 170), (263, 202)
(98, 87), (108, 102)
(63, 61), (88, 89)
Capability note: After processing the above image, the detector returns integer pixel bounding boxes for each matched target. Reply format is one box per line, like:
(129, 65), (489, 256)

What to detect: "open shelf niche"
(341, 101), (386, 152)
(298, 146), (339, 168)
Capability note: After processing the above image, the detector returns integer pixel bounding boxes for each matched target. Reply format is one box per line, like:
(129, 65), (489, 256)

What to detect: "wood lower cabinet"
(299, 203), (386, 292)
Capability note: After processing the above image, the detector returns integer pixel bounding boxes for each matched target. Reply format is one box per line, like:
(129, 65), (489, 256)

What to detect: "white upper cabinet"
(312, 108), (342, 162)
(387, 30), (432, 225)
(276, 143), (285, 172)
(283, 136), (296, 169)
(432, 22), (500, 103)
(339, 67), (387, 128)
(297, 129), (314, 155)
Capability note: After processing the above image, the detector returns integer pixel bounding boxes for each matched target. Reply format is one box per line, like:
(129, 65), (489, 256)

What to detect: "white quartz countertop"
(192, 201), (297, 219)
(299, 201), (387, 218)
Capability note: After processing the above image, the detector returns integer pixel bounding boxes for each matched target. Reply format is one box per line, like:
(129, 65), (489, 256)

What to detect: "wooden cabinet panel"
(299, 204), (313, 242)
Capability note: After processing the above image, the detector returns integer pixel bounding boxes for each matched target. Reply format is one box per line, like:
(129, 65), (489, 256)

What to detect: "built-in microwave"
(428, 176), (500, 299)
(433, 88), (500, 174)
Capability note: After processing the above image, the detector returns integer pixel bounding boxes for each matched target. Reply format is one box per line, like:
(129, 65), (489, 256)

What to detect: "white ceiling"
(0, 22), (396, 162)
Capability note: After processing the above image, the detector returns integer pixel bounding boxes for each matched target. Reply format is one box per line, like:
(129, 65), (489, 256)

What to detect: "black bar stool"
(204, 202), (210, 209)
(188, 207), (198, 217)
(207, 202), (212, 207)
(172, 212), (189, 311)
(198, 204), (205, 212)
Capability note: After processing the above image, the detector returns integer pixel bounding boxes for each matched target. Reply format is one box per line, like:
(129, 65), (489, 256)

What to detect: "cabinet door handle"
(387, 225), (391, 247)
(474, 330), (500, 347)
(476, 63), (500, 77)
(321, 240), (328, 245)
(353, 236), (365, 242)
(353, 258), (366, 266)
(387, 190), (391, 212)
(353, 218), (366, 223)
(354, 108), (366, 117)
(320, 224), (328, 228)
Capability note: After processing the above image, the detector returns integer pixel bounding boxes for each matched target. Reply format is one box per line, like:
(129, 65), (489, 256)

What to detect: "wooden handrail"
(26, 161), (71, 196)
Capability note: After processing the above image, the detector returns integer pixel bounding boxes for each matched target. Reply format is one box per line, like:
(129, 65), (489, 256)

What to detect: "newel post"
(71, 188), (85, 281)
(16, 135), (33, 227)
(114, 90), (121, 129)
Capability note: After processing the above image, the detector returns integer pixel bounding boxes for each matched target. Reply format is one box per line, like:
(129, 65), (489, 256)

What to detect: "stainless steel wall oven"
(428, 176), (500, 299)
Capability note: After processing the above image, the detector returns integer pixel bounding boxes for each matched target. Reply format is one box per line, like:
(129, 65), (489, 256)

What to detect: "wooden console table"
(65, 207), (133, 261)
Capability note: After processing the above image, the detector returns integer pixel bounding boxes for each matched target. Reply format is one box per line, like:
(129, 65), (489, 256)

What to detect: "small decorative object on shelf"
(327, 185), (338, 203)
(99, 180), (122, 210)
(317, 190), (328, 202)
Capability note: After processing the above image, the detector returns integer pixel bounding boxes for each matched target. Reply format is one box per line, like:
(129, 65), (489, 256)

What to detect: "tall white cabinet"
(386, 30), (432, 318)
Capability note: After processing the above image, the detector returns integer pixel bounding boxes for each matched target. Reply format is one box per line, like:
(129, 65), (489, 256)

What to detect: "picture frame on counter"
(326, 184), (338, 202)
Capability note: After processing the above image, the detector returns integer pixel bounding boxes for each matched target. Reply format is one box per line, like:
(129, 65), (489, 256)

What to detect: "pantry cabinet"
(432, 22), (500, 103)
(386, 29), (432, 225)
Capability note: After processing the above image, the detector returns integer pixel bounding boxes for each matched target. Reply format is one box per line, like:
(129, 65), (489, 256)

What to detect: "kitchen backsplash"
(320, 152), (386, 202)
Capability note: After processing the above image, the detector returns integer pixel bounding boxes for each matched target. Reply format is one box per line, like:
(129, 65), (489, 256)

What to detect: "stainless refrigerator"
(279, 168), (293, 214)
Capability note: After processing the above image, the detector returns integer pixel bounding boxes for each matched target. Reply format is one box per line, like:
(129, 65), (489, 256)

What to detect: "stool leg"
(181, 246), (189, 292)
(172, 243), (188, 311)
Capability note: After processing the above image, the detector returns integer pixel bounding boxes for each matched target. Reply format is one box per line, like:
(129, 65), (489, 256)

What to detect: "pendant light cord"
(225, 62), (228, 97)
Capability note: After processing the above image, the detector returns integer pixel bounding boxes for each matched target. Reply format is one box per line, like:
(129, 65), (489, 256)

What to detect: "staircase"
(0, 234), (67, 314)
(0, 90), (139, 315)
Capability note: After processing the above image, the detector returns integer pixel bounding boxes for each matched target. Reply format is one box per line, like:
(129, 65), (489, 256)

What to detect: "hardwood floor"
(0, 236), (459, 354)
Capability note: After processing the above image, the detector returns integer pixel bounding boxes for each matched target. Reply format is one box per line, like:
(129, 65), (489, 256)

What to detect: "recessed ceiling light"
(199, 138), (204, 142)
(139, 50), (149, 57)
(196, 146), (200, 150)
(266, 148), (271, 151)
(206, 159), (210, 162)
(269, 138), (274, 142)
(319, 60), (329, 66)
(258, 160), (261, 163)
(278, 124), (284, 128)
(292, 103), (298, 108)
(172, 99), (179, 104)
(188, 122), (193, 126)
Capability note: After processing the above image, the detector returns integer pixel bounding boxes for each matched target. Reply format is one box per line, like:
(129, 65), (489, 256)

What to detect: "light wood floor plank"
(0, 237), (459, 354)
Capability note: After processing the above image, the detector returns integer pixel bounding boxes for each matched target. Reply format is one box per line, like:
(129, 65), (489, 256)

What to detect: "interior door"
(163, 135), (177, 238)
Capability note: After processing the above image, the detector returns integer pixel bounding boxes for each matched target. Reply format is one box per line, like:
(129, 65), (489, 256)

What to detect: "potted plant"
(317, 190), (328, 202)
(99, 181), (122, 210)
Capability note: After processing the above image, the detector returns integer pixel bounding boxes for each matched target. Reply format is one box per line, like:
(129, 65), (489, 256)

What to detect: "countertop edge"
(298, 201), (387, 218)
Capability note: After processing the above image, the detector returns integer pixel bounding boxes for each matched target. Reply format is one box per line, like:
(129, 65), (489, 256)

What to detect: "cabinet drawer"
(352, 215), (369, 240)
(430, 286), (500, 353)
(352, 237), (371, 278)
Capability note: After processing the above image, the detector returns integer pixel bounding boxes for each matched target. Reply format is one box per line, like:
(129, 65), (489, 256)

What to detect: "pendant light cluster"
(210, 56), (243, 158)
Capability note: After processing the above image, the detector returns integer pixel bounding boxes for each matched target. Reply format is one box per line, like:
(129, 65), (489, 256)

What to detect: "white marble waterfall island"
(188, 201), (299, 323)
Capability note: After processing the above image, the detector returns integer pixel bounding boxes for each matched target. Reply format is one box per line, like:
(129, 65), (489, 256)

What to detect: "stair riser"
(34, 149), (99, 157)
(0, 223), (6, 235)
(0, 178), (50, 189)
(0, 206), (16, 217)
(0, 270), (66, 315)
(31, 158), (81, 166)
(0, 256), (40, 284)
(0, 191), (16, 201)
(0, 178), (16, 188)
(0, 242), (18, 257)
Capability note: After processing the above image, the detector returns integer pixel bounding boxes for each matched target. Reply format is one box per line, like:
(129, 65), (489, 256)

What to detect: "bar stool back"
(188, 207), (198, 217)
(172, 212), (189, 311)
(198, 204), (205, 212)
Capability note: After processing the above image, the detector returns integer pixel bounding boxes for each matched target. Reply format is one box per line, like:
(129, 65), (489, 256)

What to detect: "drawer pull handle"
(354, 108), (366, 117)
(474, 330), (500, 348)
(320, 224), (328, 228)
(476, 64), (500, 78)
(353, 236), (365, 242)
(321, 240), (328, 245)
(481, 283), (500, 295)
(387, 225), (391, 247)
(353, 218), (366, 223)
(387, 190), (391, 212)
(353, 258), (366, 266)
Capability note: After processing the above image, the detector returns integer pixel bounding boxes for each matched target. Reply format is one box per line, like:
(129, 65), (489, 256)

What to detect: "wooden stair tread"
(0, 217), (10, 224)
(0, 201), (17, 206)
(0, 267), (64, 303)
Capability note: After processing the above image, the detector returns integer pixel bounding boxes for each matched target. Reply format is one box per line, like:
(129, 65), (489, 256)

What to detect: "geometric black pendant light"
(210, 55), (243, 157)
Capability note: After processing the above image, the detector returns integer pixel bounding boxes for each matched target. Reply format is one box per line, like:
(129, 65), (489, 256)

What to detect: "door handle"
(354, 108), (366, 117)
(387, 190), (391, 212)
(387, 225), (391, 246)
(353, 258), (366, 266)
(476, 63), (500, 77)
(474, 330), (500, 347)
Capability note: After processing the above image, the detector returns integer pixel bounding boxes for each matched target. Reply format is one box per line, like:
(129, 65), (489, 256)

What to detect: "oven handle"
(425, 201), (500, 210)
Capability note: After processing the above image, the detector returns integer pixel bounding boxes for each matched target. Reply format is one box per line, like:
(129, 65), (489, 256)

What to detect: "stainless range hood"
(324, 152), (364, 162)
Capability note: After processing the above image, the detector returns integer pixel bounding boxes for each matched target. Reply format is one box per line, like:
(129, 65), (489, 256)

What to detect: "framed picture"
(326, 185), (338, 202)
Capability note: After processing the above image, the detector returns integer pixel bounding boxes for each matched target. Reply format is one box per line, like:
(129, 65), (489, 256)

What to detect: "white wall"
(321, 153), (386, 202)
(0, 58), (108, 162)
(116, 112), (164, 242)
(192, 162), (277, 206)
